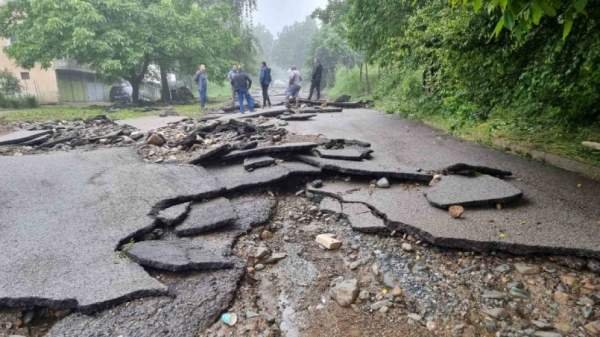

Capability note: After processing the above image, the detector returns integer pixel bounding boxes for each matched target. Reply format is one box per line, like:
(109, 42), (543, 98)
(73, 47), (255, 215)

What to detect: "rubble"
(175, 198), (237, 237)
(314, 147), (373, 161)
(124, 240), (236, 272)
(278, 113), (316, 121)
(424, 174), (523, 208)
(243, 156), (276, 171)
(330, 279), (359, 307)
(316, 233), (343, 250)
(298, 155), (433, 182)
(0, 130), (52, 146)
(442, 163), (512, 178)
(221, 142), (318, 161)
(156, 202), (191, 226)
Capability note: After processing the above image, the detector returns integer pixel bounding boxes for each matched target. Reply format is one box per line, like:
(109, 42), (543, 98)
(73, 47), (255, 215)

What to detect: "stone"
(316, 233), (342, 250)
(264, 252), (287, 264)
(560, 274), (577, 287)
(255, 264), (265, 271)
(311, 179), (323, 188)
(425, 174), (523, 208)
(584, 321), (600, 335)
(407, 313), (422, 322)
(391, 287), (403, 297)
(401, 243), (414, 252)
(533, 332), (562, 337)
(376, 177), (390, 188)
(244, 156), (276, 171)
(260, 230), (274, 240)
(221, 142), (318, 161)
(482, 290), (506, 299)
(553, 291), (570, 304)
(314, 148), (373, 161)
(0, 148), (223, 313)
(330, 279), (359, 307)
(370, 300), (392, 311)
(482, 307), (507, 320)
(254, 246), (271, 260)
(124, 239), (236, 272)
(156, 202), (191, 226)
(175, 198), (237, 237)
(47, 268), (243, 337)
(515, 263), (540, 275)
(298, 155), (433, 182)
(449, 205), (465, 219)
(130, 131), (144, 140)
(0, 129), (52, 146)
(188, 144), (232, 165)
(146, 133), (166, 146)
(588, 259), (600, 273)
(582, 141), (600, 151)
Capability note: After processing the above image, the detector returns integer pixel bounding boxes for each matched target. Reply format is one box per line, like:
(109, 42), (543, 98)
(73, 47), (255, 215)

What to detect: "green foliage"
(271, 17), (319, 69)
(0, 69), (22, 97)
(307, 24), (361, 87)
(0, 93), (38, 109)
(452, 0), (590, 39)
(0, 0), (241, 101)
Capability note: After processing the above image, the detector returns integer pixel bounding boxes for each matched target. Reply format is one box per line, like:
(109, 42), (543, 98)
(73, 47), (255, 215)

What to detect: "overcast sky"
(253, 0), (328, 36)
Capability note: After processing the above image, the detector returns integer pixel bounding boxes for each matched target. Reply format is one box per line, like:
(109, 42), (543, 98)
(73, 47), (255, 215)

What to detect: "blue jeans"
(198, 86), (207, 108)
(236, 88), (254, 113)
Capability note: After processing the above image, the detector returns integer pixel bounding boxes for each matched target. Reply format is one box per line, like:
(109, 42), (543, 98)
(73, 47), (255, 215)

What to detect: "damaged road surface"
(1, 105), (600, 337)
(0, 148), (224, 312)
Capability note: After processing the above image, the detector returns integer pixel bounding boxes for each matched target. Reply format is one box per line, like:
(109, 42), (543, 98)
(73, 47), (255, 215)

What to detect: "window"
(20, 72), (30, 80)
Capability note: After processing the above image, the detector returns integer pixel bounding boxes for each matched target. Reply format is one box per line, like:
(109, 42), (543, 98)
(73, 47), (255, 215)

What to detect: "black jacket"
(312, 64), (323, 83)
(231, 72), (252, 91)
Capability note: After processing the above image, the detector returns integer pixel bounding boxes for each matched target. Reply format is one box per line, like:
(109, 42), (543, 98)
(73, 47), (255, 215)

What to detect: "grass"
(328, 66), (600, 168)
(0, 83), (230, 123)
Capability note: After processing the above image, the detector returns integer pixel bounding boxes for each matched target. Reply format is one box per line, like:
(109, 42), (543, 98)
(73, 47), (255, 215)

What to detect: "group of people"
(193, 59), (323, 113)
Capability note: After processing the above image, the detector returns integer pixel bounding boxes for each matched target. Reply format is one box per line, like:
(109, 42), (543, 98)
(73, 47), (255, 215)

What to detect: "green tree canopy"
(0, 0), (239, 102)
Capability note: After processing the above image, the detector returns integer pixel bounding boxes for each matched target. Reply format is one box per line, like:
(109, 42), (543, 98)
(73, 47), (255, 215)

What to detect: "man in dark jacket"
(231, 68), (255, 113)
(308, 58), (323, 101)
(259, 62), (272, 107)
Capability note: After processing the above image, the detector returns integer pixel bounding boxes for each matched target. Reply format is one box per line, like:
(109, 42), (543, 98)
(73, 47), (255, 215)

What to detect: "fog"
(253, 0), (328, 35)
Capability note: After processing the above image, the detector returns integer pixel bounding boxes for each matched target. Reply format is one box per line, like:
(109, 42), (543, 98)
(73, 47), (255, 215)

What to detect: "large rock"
(175, 198), (237, 237)
(297, 155), (432, 182)
(425, 174), (523, 208)
(0, 148), (223, 312)
(46, 268), (244, 337)
(221, 142), (318, 161)
(124, 239), (236, 272)
(0, 129), (52, 146)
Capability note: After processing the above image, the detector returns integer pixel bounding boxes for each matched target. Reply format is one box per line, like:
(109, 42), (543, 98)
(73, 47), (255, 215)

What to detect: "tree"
(272, 18), (319, 70)
(308, 24), (360, 87)
(0, 0), (238, 103)
(253, 23), (275, 63)
(452, 0), (590, 39)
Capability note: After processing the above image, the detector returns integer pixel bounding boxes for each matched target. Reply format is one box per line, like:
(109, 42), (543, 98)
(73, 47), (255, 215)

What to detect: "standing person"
(308, 58), (323, 101)
(226, 64), (239, 105)
(285, 66), (302, 104)
(231, 67), (255, 113)
(194, 64), (208, 109)
(259, 62), (272, 107)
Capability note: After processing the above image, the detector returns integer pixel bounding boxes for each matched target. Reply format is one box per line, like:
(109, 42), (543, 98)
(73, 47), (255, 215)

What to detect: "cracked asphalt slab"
(0, 148), (223, 312)
(287, 109), (600, 258)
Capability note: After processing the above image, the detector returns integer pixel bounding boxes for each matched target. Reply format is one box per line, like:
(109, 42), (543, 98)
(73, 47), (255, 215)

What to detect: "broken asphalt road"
(287, 109), (600, 258)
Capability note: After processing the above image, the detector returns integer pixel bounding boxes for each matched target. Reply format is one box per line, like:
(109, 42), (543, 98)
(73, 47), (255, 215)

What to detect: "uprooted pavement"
(0, 104), (599, 337)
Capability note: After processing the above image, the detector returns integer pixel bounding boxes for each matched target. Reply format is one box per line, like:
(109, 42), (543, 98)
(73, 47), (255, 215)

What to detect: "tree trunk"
(159, 62), (171, 103)
(128, 57), (151, 104)
(365, 63), (371, 94)
(130, 78), (141, 104)
(359, 63), (363, 82)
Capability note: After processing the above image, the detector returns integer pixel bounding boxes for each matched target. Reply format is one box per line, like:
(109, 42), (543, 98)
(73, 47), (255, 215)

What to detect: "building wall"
(0, 38), (60, 104)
